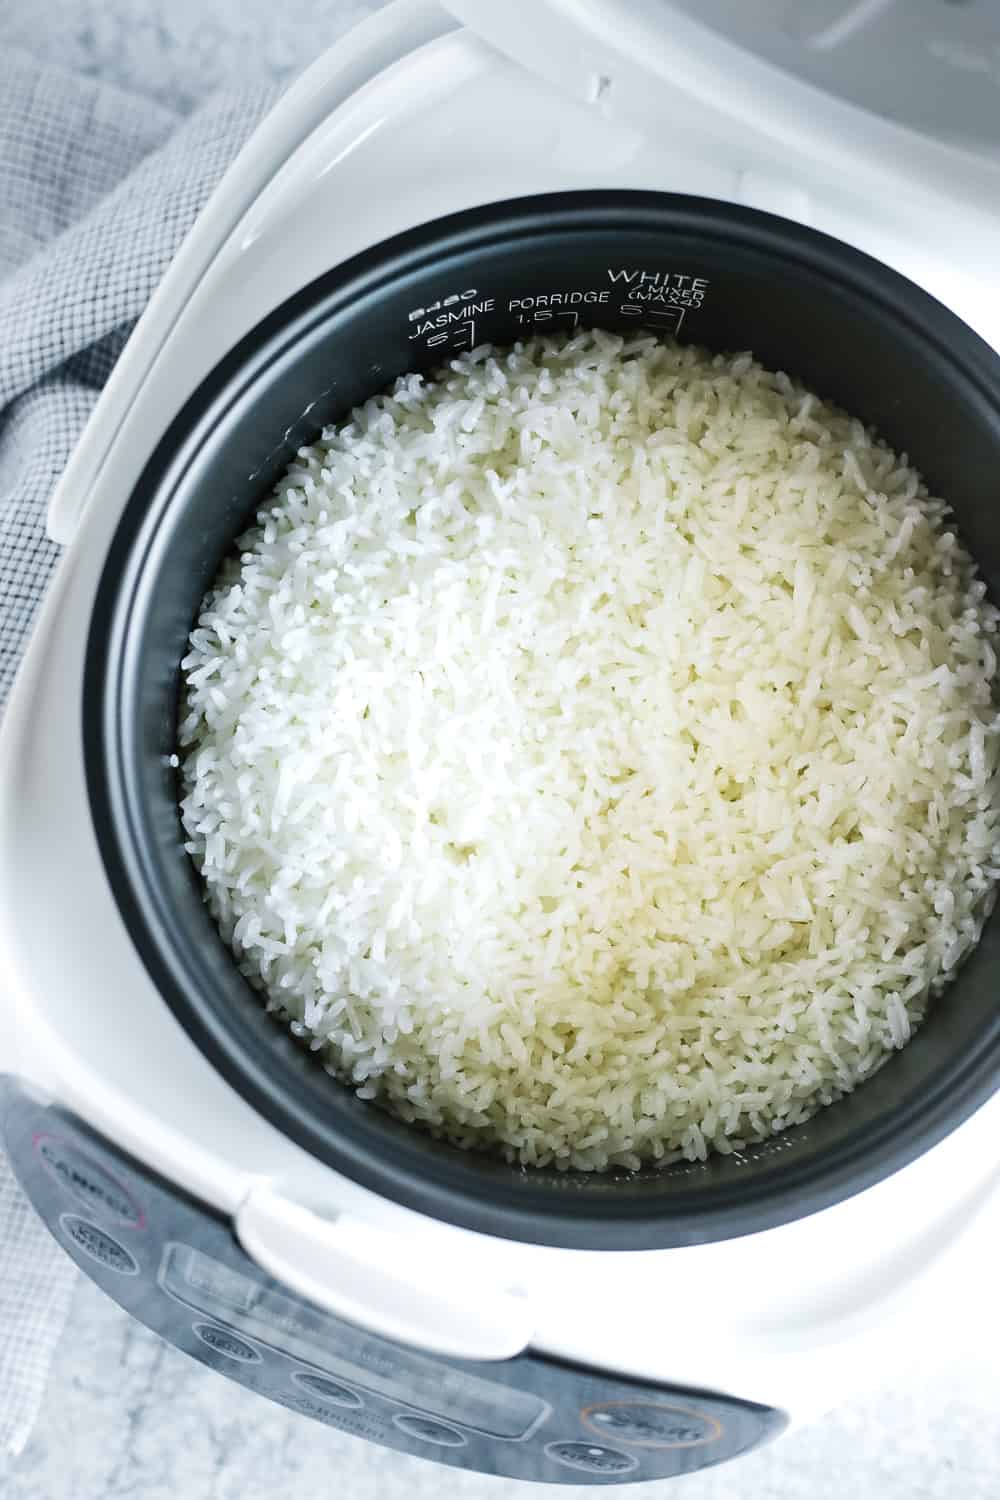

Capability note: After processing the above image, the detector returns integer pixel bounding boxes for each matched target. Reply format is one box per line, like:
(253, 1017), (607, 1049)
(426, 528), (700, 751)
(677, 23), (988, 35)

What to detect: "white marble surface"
(3, 0), (1000, 1494)
(0, 0), (380, 114)
(6, 1275), (1000, 1499)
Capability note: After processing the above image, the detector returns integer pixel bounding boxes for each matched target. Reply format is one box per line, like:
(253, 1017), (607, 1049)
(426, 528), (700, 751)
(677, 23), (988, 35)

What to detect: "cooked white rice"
(179, 331), (1000, 1171)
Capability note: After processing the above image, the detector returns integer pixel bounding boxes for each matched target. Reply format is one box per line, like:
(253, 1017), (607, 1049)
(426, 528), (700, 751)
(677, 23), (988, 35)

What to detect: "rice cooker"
(3, 0), (1000, 1484)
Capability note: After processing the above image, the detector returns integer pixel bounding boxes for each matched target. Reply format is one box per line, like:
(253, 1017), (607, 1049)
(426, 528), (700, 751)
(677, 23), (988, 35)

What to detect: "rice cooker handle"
(234, 1184), (533, 1361)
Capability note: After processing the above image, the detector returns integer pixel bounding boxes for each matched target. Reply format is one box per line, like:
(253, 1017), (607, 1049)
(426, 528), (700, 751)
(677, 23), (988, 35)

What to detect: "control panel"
(2, 1079), (785, 1483)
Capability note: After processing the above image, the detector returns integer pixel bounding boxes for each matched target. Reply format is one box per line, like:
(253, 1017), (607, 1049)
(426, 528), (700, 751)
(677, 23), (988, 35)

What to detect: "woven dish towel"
(0, 47), (277, 1461)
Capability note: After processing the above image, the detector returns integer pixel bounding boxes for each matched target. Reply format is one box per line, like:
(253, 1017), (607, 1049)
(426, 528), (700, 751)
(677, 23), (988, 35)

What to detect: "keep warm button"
(582, 1402), (722, 1449)
(59, 1214), (138, 1276)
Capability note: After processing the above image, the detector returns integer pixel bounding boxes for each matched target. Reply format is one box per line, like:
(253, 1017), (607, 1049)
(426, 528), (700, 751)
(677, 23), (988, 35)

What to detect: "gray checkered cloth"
(0, 47), (276, 1460)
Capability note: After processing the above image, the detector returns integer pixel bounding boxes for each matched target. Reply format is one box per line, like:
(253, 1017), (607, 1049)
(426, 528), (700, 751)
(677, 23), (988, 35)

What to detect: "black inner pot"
(86, 192), (1000, 1250)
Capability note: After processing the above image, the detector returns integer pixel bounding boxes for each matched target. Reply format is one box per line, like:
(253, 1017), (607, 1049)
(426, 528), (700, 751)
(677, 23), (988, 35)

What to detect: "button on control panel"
(583, 1402), (722, 1449)
(546, 1442), (638, 1476)
(58, 1214), (139, 1276)
(393, 1414), (467, 1448)
(192, 1322), (262, 1363)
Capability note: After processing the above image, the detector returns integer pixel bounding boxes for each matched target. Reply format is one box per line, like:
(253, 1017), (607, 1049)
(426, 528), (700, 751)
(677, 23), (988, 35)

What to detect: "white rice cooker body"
(2, 0), (999, 1473)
